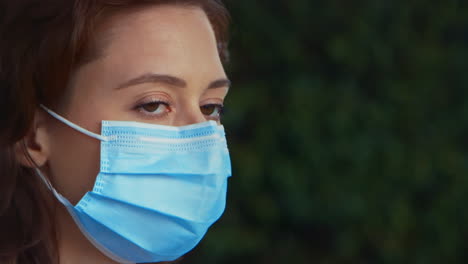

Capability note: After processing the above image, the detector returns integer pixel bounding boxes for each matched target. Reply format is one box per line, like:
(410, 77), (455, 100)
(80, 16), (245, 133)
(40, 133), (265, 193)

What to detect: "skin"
(22, 5), (229, 264)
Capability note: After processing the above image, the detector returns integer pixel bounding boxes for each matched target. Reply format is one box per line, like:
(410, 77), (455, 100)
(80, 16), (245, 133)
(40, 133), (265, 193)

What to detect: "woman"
(0, 0), (231, 263)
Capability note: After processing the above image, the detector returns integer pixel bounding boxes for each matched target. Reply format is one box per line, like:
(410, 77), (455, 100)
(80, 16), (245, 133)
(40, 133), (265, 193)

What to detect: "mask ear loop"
(33, 167), (132, 264)
(39, 104), (110, 142)
(36, 104), (109, 200)
(34, 167), (71, 206)
(35, 105), (110, 205)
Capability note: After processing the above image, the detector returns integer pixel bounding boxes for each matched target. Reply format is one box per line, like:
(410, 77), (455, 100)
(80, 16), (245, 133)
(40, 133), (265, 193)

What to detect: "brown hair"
(0, 1), (229, 263)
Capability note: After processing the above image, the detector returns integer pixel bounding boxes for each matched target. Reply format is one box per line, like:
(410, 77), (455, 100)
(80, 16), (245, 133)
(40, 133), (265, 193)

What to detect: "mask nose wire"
(39, 104), (109, 142)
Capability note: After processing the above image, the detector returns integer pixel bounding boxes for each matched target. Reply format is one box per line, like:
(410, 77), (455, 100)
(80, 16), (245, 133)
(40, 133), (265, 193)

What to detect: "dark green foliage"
(186, 0), (468, 263)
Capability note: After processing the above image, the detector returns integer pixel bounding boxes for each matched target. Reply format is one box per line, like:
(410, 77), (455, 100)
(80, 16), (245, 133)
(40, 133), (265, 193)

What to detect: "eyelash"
(134, 100), (171, 119)
(133, 99), (225, 121)
(201, 104), (225, 120)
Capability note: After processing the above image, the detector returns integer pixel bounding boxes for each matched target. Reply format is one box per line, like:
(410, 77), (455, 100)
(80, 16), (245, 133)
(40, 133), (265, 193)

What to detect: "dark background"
(187, 0), (468, 263)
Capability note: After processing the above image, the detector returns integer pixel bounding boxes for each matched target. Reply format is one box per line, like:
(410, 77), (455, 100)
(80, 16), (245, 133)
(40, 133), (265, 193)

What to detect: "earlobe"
(16, 110), (50, 168)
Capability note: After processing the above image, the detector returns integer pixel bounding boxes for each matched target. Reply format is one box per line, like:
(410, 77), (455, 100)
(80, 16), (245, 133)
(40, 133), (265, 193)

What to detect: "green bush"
(186, 1), (468, 263)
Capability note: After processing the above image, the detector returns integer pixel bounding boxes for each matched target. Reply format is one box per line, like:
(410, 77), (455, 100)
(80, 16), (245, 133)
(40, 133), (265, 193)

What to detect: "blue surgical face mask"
(36, 105), (232, 264)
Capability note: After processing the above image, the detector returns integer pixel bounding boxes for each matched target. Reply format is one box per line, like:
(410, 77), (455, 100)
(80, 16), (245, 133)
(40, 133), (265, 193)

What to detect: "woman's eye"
(200, 104), (224, 119)
(136, 101), (170, 117)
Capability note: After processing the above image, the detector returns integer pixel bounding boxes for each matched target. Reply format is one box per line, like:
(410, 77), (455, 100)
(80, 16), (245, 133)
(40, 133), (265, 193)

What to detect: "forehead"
(80, 4), (224, 83)
(108, 7), (215, 59)
(65, 4), (225, 101)
(95, 5), (214, 57)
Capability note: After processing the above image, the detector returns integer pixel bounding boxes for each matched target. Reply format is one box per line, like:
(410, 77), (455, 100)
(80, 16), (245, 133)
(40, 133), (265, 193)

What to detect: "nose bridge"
(173, 103), (205, 126)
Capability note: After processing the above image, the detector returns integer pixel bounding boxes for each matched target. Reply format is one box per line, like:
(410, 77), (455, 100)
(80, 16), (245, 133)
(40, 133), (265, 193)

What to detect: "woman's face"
(43, 5), (229, 204)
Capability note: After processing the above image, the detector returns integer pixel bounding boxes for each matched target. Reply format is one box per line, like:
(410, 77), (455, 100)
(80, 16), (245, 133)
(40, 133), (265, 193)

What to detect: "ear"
(16, 109), (51, 168)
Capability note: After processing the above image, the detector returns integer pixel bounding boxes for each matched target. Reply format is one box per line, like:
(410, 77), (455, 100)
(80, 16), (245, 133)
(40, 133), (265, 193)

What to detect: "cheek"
(48, 125), (101, 205)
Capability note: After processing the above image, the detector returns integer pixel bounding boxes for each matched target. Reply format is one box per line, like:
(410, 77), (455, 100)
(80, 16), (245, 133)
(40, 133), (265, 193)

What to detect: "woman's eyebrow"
(208, 78), (231, 89)
(116, 73), (187, 89)
(116, 73), (231, 90)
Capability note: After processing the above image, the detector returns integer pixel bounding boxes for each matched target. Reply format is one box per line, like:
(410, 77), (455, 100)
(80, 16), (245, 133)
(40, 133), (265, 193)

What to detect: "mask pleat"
(88, 172), (227, 222)
(73, 208), (159, 263)
(76, 191), (210, 257)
